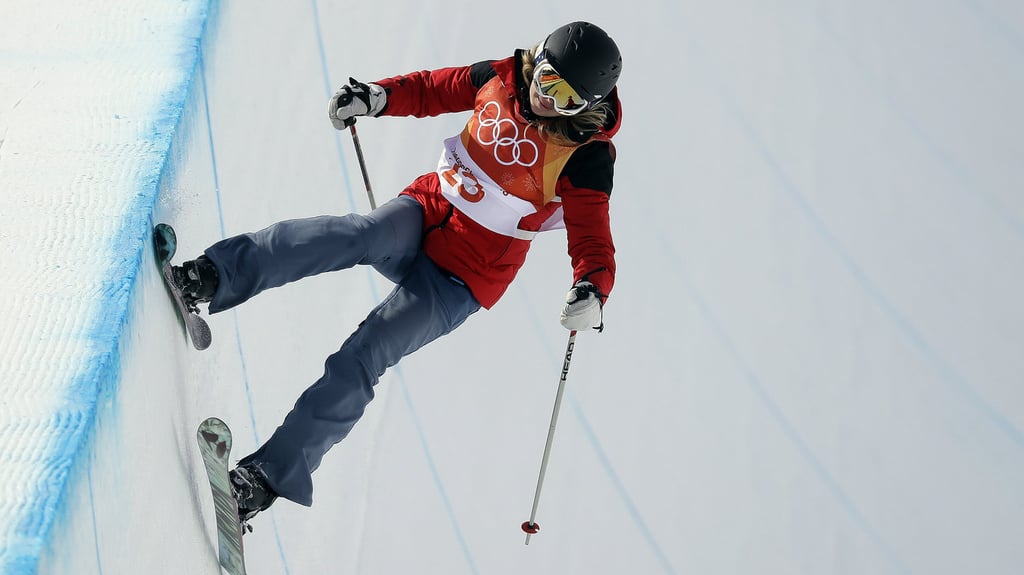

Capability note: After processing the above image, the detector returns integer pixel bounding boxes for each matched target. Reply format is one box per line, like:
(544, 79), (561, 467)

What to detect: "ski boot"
(170, 255), (219, 313)
(229, 463), (279, 529)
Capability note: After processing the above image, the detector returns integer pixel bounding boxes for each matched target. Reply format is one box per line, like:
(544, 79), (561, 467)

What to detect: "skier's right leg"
(190, 196), (424, 313)
(234, 252), (481, 507)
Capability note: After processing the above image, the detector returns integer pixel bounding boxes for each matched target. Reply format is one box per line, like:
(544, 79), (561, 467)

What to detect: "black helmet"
(539, 22), (622, 106)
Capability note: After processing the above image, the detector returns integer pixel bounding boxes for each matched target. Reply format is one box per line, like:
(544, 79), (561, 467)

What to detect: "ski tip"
(200, 416), (227, 428)
(152, 223), (178, 266)
(198, 417), (231, 438)
(153, 223), (177, 246)
(154, 222), (176, 236)
(197, 417), (233, 460)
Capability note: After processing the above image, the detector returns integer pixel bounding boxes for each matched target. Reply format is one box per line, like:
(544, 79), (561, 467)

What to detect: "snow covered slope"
(11, 1), (1024, 574)
(0, 2), (209, 572)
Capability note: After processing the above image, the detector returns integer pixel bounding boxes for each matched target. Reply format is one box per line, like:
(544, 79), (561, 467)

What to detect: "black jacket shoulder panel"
(562, 141), (615, 196)
(470, 60), (498, 89)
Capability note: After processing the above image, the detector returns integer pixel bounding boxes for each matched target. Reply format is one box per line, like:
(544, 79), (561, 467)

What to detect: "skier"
(173, 21), (623, 523)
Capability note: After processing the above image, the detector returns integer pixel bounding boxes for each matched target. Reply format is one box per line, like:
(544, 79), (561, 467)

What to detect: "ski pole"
(522, 330), (577, 545)
(348, 121), (376, 210)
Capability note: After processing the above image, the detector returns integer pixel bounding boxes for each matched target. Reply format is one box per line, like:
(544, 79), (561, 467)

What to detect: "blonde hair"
(520, 46), (614, 146)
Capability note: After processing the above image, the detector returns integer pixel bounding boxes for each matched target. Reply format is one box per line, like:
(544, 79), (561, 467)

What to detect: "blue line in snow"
(662, 242), (912, 575)
(518, 292), (677, 574)
(805, 4), (1024, 240)
(308, 4), (477, 573)
(309, 0), (359, 215)
(397, 371), (481, 575)
(958, 0), (1024, 57)
(566, 395), (679, 575)
(88, 466), (104, 575)
(198, 48), (292, 575)
(684, 27), (1024, 452)
(20, 5), (210, 575)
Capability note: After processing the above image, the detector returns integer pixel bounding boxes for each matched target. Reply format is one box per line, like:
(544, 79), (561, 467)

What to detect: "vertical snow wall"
(0, 2), (212, 573)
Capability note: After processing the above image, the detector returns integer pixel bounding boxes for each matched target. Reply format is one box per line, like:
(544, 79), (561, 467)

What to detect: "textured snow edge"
(0, 2), (212, 574)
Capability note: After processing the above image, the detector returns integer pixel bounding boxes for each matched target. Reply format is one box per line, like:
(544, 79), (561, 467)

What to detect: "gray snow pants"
(203, 196), (481, 506)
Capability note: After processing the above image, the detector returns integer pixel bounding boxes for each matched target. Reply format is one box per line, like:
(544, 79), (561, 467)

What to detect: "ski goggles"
(532, 59), (591, 116)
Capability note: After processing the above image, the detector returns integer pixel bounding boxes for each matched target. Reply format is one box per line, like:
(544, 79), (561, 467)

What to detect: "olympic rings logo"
(476, 101), (539, 167)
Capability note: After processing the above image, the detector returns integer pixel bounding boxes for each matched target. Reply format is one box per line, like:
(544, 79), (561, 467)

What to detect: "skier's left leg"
(235, 252), (481, 507)
(197, 196), (424, 313)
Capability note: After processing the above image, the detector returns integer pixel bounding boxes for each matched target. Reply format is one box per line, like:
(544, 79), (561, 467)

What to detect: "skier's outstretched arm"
(327, 61), (497, 128)
(373, 61), (496, 117)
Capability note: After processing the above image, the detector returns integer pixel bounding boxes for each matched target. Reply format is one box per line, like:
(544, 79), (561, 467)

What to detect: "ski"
(153, 223), (212, 350)
(197, 417), (247, 575)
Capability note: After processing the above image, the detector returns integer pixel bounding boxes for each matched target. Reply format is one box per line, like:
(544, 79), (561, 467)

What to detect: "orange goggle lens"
(532, 61), (589, 116)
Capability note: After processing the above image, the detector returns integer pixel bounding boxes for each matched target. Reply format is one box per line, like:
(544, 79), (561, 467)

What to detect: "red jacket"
(375, 53), (620, 309)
